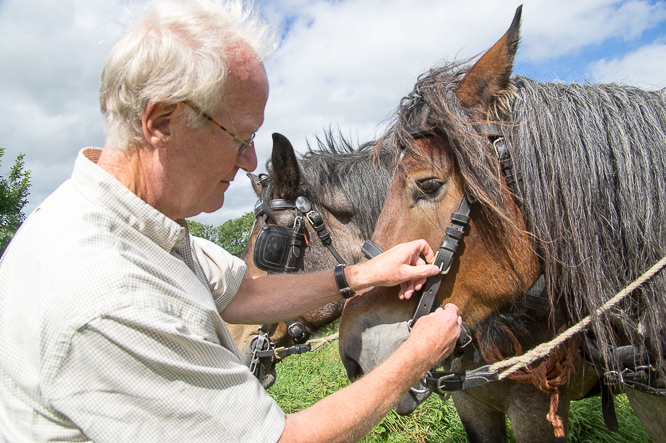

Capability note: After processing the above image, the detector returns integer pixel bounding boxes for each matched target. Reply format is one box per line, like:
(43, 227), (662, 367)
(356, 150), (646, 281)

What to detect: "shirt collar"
(71, 148), (187, 252)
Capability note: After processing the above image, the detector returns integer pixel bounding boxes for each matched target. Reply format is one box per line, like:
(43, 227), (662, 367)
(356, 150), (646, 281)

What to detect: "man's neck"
(97, 144), (157, 209)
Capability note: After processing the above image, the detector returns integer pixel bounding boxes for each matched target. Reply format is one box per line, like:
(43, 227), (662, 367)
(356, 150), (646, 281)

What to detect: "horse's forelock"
(385, 62), (526, 246)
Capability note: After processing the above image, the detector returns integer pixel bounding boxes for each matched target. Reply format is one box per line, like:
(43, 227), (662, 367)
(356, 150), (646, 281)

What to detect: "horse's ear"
(269, 132), (300, 200)
(455, 5), (522, 111)
(247, 173), (262, 197)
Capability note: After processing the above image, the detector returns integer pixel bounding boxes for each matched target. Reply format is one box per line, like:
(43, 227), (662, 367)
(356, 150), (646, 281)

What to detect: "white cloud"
(1, 0), (664, 228)
(589, 41), (666, 89)
(519, 0), (666, 60)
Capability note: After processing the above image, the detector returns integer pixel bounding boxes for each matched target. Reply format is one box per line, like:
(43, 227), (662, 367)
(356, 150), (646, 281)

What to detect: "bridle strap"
(409, 193), (475, 327)
(306, 211), (346, 265)
(492, 135), (522, 200)
(285, 216), (306, 272)
(254, 199), (298, 217)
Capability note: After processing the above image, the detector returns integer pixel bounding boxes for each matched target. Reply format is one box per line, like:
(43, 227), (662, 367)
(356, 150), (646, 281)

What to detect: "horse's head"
(339, 6), (543, 414)
(237, 132), (393, 386)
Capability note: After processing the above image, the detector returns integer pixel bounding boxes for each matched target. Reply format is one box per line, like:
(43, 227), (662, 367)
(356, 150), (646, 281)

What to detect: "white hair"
(100, 0), (278, 149)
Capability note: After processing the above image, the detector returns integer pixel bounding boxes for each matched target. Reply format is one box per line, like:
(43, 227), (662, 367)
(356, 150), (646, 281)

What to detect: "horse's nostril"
(341, 355), (364, 381)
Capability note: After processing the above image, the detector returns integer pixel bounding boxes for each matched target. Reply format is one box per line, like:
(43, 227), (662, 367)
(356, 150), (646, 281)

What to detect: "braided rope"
(307, 332), (339, 352)
(490, 254), (666, 380)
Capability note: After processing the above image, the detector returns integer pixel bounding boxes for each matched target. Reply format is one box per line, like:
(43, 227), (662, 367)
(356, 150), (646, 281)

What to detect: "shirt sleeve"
(48, 305), (285, 443)
(190, 236), (247, 313)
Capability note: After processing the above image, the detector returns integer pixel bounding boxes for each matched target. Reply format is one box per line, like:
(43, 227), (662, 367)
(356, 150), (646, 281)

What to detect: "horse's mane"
(512, 78), (666, 373)
(386, 62), (666, 375)
(299, 131), (395, 240)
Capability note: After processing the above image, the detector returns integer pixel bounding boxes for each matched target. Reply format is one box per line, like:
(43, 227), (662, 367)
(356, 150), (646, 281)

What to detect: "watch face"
(295, 195), (312, 213)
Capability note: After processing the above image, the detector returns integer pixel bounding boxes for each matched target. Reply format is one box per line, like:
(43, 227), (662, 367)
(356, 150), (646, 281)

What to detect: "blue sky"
(1, 0), (665, 227)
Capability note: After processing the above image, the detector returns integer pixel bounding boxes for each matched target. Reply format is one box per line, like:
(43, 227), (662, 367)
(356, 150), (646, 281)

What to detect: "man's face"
(163, 46), (269, 219)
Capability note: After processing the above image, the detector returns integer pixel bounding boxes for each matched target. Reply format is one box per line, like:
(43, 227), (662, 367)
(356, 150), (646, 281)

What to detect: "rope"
(490, 254), (666, 380)
(307, 332), (339, 352)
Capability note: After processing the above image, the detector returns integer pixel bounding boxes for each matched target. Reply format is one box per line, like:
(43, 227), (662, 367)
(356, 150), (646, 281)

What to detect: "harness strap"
(493, 136), (522, 199)
(361, 240), (384, 259)
(585, 339), (666, 396)
(601, 381), (619, 431)
(285, 216), (306, 272)
(254, 199), (298, 217)
(514, 274), (550, 312)
(306, 211), (347, 265)
(409, 194), (474, 327)
(256, 343), (312, 360)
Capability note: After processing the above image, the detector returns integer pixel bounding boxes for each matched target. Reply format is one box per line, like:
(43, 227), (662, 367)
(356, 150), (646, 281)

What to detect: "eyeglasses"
(183, 101), (255, 156)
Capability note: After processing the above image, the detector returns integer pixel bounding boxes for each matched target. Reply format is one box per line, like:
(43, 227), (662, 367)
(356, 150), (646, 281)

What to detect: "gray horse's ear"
(455, 5), (522, 111)
(269, 132), (300, 200)
(247, 172), (262, 196)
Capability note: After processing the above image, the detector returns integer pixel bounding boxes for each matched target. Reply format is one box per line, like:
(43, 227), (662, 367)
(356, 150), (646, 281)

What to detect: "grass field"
(267, 321), (653, 442)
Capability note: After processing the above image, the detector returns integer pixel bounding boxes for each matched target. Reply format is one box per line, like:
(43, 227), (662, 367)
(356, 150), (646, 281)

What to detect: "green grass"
(268, 321), (651, 442)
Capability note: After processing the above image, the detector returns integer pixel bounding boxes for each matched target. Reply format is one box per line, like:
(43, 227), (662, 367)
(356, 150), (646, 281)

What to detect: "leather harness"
(367, 125), (664, 431)
(248, 181), (349, 376)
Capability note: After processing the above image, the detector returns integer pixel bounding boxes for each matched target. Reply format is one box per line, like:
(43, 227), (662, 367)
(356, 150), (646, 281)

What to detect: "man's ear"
(142, 102), (178, 148)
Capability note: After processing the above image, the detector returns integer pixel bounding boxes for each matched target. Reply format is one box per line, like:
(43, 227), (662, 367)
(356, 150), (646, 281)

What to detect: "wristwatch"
(334, 264), (355, 299)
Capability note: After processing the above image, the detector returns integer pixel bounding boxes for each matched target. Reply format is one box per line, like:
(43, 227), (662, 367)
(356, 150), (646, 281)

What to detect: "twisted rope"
(490, 254), (666, 380)
(307, 332), (339, 352)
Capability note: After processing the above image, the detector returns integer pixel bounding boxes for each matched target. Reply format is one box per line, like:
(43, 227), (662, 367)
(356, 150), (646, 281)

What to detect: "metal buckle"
(461, 365), (499, 390)
(432, 365), (500, 394)
(409, 372), (431, 394)
(435, 372), (463, 394)
(248, 333), (271, 377)
(604, 365), (652, 387)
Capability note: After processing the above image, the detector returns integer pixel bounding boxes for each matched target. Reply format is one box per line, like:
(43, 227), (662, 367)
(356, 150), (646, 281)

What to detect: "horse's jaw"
(339, 317), (434, 413)
(395, 382), (432, 415)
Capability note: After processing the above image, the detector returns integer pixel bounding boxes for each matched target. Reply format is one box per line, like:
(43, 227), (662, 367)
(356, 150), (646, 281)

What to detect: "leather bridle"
(362, 125), (541, 393)
(252, 192), (347, 274)
(407, 127), (523, 330)
(248, 175), (349, 376)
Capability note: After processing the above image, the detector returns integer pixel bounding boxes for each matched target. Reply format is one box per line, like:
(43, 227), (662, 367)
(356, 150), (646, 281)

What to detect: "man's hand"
(406, 303), (462, 368)
(345, 239), (440, 299)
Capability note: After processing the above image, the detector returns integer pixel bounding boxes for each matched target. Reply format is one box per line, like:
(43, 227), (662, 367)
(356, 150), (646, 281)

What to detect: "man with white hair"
(0, 1), (462, 441)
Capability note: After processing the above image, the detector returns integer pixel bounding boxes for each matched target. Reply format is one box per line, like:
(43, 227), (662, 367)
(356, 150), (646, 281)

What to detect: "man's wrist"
(334, 264), (355, 299)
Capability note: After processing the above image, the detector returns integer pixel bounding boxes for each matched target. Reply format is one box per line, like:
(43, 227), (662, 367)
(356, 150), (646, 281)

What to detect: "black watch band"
(334, 264), (355, 299)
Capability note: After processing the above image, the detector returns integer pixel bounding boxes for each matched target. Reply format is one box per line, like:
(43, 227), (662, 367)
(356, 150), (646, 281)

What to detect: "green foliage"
(187, 212), (254, 257)
(268, 321), (651, 442)
(0, 148), (31, 255)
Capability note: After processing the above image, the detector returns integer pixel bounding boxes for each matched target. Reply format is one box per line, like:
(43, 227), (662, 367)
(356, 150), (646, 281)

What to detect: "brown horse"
(339, 7), (666, 442)
(232, 132), (394, 388)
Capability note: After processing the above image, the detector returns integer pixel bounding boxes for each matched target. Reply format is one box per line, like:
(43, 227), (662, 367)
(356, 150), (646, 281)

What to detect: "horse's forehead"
(395, 136), (456, 177)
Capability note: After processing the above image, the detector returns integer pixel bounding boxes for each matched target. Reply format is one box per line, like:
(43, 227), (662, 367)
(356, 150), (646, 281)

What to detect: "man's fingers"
(411, 239), (436, 264)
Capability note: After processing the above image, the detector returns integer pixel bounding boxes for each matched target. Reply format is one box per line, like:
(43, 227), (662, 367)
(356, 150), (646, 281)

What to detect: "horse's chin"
(395, 383), (431, 415)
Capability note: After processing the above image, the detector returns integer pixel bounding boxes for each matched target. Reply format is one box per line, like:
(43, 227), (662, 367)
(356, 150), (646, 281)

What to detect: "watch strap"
(334, 264), (355, 299)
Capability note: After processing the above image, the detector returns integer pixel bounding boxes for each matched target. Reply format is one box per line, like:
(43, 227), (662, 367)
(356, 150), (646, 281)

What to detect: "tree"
(187, 212), (255, 258)
(0, 148), (31, 255)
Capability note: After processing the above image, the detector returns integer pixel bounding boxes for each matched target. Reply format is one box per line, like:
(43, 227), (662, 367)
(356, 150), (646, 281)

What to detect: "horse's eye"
(415, 179), (444, 200)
